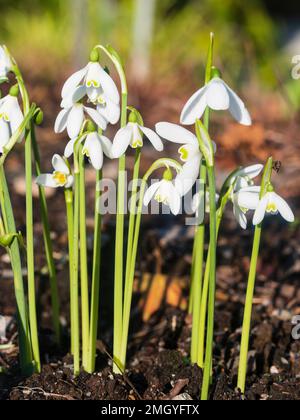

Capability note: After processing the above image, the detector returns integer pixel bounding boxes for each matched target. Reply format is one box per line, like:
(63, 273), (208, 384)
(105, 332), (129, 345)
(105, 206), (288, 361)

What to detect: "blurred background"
(1, 0), (300, 194)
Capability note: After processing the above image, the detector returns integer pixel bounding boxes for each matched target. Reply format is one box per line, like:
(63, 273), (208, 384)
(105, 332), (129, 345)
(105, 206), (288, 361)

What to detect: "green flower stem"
(124, 149), (141, 314)
(64, 189), (75, 355)
(197, 210), (222, 368)
(0, 165), (33, 374)
(94, 45), (129, 373)
(79, 152), (90, 370)
(87, 169), (103, 373)
(190, 164), (206, 364)
(31, 126), (60, 346)
(113, 92), (128, 373)
(25, 127), (41, 373)
(189, 33), (214, 363)
(237, 157), (273, 394)
(201, 164), (217, 401)
(72, 170), (81, 376)
(119, 159), (182, 372)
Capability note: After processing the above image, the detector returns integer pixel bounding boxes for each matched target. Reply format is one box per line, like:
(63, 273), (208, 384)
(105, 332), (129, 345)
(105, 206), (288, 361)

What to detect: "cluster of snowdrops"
(0, 35), (294, 400)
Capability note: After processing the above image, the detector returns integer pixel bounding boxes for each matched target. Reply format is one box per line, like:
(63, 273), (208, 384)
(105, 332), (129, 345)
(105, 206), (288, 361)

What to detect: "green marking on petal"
(178, 146), (189, 162)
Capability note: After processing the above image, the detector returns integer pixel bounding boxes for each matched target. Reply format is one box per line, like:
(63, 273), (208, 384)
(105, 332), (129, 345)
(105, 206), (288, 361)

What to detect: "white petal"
(64, 137), (77, 158)
(72, 85), (87, 103)
(100, 135), (113, 158)
(52, 154), (69, 174)
(143, 181), (161, 206)
(111, 125), (133, 158)
(140, 126), (164, 151)
(273, 193), (295, 223)
(65, 175), (74, 189)
(67, 105), (84, 138)
(206, 78), (230, 110)
(237, 164), (263, 180)
(0, 119), (11, 150)
(233, 204), (248, 230)
(237, 190), (260, 210)
(175, 154), (201, 196)
(97, 65), (120, 104)
(97, 97), (120, 125)
(54, 108), (70, 133)
(192, 189), (205, 224)
(168, 185), (181, 215)
(180, 85), (208, 125)
(84, 106), (107, 130)
(84, 132), (104, 170)
(253, 195), (268, 225)
(227, 85), (252, 126)
(8, 100), (24, 134)
(155, 122), (197, 145)
(36, 174), (59, 188)
(62, 66), (88, 98)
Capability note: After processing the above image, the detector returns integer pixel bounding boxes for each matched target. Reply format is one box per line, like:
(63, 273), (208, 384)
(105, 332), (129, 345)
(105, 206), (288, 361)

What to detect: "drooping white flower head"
(36, 154), (73, 189)
(60, 51), (120, 126)
(54, 100), (107, 139)
(251, 189), (295, 226)
(0, 93), (24, 153)
(180, 77), (252, 126)
(64, 130), (113, 171)
(0, 46), (12, 80)
(192, 190), (220, 224)
(144, 180), (181, 216)
(111, 113), (163, 158)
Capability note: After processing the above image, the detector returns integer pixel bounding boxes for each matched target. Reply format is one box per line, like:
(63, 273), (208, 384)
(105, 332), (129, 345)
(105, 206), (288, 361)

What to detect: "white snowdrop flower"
(54, 100), (107, 139)
(251, 187), (295, 226)
(60, 52), (120, 125)
(0, 92), (24, 153)
(111, 113), (163, 158)
(36, 154), (73, 189)
(180, 76), (252, 126)
(64, 130), (113, 171)
(143, 168), (182, 216)
(0, 46), (12, 80)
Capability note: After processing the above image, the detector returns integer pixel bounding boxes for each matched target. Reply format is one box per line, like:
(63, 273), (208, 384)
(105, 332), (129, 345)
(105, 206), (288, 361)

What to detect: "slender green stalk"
(64, 189), (75, 355)
(119, 159), (182, 371)
(79, 152), (90, 370)
(201, 165), (217, 400)
(119, 179), (147, 371)
(87, 170), (103, 373)
(31, 126), (60, 345)
(125, 148), (141, 288)
(237, 226), (262, 394)
(197, 213), (222, 368)
(113, 92), (128, 373)
(72, 171), (81, 376)
(190, 33), (214, 362)
(24, 127), (41, 373)
(0, 166), (33, 374)
(190, 164), (206, 364)
(237, 157), (273, 394)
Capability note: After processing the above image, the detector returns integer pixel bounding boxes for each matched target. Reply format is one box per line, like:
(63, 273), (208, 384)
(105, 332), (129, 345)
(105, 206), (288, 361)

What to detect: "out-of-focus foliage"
(0, 0), (297, 105)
